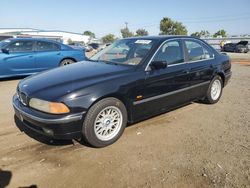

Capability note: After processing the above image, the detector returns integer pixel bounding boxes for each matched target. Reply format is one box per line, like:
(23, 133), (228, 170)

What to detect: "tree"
(159, 17), (187, 35)
(83, 31), (95, 38)
(191, 32), (201, 38)
(120, 27), (134, 38)
(136, 28), (149, 36)
(102, 34), (116, 43)
(213, 30), (227, 38)
(191, 30), (210, 38)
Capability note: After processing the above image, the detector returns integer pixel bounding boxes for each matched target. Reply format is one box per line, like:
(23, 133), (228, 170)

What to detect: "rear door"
(0, 40), (35, 77)
(133, 39), (190, 120)
(34, 40), (62, 71)
(183, 39), (214, 100)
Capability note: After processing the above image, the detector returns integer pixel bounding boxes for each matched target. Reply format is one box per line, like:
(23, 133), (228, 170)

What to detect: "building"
(0, 28), (39, 34)
(0, 28), (91, 44)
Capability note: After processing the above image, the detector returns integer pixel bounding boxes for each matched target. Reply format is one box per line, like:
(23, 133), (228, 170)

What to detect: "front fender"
(63, 82), (126, 113)
(62, 72), (140, 121)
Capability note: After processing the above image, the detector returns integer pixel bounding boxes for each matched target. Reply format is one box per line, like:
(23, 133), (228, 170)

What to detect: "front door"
(0, 40), (35, 77)
(133, 39), (190, 120)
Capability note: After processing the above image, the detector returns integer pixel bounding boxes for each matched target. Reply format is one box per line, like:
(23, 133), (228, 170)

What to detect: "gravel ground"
(0, 62), (249, 188)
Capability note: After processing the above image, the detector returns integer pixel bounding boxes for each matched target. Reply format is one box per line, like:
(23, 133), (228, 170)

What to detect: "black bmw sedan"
(13, 36), (232, 147)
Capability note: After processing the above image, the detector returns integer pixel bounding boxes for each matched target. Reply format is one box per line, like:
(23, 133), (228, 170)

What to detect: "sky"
(1, 0), (250, 38)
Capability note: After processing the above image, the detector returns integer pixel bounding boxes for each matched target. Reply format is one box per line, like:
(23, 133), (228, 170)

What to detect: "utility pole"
(125, 22), (128, 29)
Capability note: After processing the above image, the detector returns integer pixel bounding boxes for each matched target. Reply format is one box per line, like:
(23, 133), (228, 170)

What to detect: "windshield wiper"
(98, 60), (119, 65)
(88, 57), (119, 65)
(86, 57), (98, 62)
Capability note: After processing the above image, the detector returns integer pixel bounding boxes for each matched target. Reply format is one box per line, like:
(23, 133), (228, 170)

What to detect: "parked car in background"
(69, 42), (93, 52)
(88, 43), (100, 50)
(84, 45), (93, 52)
(221, 41), (249, 53)
(99, 43), (112, 51)
(13, 36), (231, 147)
(0, 38), (85, 79)
(88, 43), (112, 53)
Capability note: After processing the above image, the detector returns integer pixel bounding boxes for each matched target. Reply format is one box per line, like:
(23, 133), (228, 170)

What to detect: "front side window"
(36, 41), (60, 51)
(185, 40), (213, 61)
(152, 40), (184, 65)
(90, 39), (157, 66)
(7, 41), (33, 53)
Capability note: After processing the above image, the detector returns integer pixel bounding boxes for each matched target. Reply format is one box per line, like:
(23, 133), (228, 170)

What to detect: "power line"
(95, 12), (250, 36)
(128, 12), (250, 28)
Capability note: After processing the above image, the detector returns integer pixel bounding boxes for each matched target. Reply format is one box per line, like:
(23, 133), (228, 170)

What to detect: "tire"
(60, 59), (75, 66)
(82, 97), (127, 148)
(204, 76), (223, 104)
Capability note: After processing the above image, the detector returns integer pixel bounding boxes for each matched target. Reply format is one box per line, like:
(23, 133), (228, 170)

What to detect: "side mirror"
(1, 48), (9, 54)
(150, 61), (167, 70)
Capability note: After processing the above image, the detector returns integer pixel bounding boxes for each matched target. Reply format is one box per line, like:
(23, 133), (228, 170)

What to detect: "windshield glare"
(90, 39), (156, 66)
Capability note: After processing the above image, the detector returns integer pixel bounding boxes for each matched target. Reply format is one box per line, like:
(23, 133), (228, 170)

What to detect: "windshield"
(90, 38), (157, 66)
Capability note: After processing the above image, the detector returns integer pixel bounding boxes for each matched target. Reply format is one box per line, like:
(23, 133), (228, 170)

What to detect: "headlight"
(29, 98), (70, 114)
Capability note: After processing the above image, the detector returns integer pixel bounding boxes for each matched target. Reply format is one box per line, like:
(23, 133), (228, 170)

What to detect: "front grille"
(17, 87), (28, 106)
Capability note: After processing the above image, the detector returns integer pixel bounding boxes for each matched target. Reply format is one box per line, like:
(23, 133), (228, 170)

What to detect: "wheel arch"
(217, 72), (225, 87)
(59, 57), (77, 65)
(88, 93), (132, 123)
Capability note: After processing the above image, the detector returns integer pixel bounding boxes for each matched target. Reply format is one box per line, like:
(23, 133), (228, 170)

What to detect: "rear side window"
(36, 41), (60, 51)
(185, 40), (213, 61)
(153, 40), (184, 65)
(7, 41), (33, 53)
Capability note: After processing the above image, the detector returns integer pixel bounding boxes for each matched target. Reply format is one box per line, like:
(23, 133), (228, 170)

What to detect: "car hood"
(18, 61), (135, 100)
(237, 41), (248, 46)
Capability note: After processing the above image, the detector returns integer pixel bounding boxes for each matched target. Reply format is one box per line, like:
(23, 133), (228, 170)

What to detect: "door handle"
(28, 55), (33, 58)
(57, 53), (61, 55)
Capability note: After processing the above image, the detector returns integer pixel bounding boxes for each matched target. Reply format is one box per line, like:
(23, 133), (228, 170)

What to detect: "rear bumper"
(13, 94), (85, 139)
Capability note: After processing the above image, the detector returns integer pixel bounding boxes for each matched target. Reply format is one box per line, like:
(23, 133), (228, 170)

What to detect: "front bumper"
(13, 94), (85, 139)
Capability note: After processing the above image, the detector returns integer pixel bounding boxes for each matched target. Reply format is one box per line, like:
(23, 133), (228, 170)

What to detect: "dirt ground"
(0, 62), (249, 188)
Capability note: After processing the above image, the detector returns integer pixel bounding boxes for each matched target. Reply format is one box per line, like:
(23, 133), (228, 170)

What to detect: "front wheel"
(204, 76), (223, 104)
(82, 98), (127, 148)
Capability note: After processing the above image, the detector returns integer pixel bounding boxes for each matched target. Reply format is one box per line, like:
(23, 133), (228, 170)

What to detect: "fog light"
(42, 128), (53, 136)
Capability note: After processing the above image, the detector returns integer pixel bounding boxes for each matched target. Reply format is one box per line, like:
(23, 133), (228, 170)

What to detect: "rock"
(202, 173), (207, 177)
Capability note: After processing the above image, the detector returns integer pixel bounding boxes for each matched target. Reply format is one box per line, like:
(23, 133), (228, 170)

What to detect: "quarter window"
(7, 41), (33, 53)
(185, 40), (212, 61)
(36, 41), (60, 51)
(152, 40), (184, 65)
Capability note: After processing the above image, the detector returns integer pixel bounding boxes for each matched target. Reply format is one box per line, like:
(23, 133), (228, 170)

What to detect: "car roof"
(6, 37), (60, 43)
(124, 35), (200, 41)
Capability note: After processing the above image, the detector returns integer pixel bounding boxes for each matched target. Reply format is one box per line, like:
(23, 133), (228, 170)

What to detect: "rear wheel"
(82, 98), (127, 148)
(204, 76), (223, 104)
(60, 59), (75, 66)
